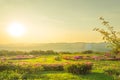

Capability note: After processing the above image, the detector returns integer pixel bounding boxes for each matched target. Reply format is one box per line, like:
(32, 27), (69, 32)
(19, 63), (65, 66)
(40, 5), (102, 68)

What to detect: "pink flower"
(73, 56), (83, 60)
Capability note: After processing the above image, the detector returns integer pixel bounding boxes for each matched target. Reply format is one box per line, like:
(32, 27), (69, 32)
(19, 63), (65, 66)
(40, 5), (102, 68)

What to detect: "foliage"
(0, 70), (21, 80)
(0, 50), (58, 56)
(73, 56), (83, 60)
(94, 17), (120, 54)
(0, 63), (44, 74)
(60, 51), (72, 54)
(64, 62), (93, 75)
(104, 68), (120, 80)
(0, 51), (119, 79)
(104, 68), (120, 76)
(54, 56), (61, 61)
(63, 56), (72, 60)
(42, 64), (64, 71)
(82, 50), (93, 54)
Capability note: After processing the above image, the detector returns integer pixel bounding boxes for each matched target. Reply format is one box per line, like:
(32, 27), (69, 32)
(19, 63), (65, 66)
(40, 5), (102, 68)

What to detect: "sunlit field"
(0, 50), (120, 80)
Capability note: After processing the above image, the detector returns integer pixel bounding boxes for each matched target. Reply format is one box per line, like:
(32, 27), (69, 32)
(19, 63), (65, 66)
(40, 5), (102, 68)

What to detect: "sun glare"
(7, 22), (26, 37)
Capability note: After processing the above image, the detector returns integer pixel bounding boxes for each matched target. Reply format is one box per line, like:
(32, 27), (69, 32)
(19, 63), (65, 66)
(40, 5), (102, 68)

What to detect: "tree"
(93, 17), (120, 55)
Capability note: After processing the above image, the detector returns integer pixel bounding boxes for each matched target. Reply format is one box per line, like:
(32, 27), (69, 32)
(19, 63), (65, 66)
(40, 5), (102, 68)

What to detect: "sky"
(0, 0), (120, 44)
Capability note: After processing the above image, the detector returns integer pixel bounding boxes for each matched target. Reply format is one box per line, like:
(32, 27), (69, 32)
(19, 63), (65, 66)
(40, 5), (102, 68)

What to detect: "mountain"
(0, 42), (111, 52)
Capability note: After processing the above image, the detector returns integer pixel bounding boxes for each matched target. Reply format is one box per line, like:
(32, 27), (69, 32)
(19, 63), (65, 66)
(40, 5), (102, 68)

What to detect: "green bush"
(20, 65), (44, 74)
(82, 50), (93, 54)
(64, 62), (93, 75)
(104, 69), (120, 80)
(63, 56), (72, 60)
(54, 56), (61, 61)
(104, 69), (120, 76)
(42, 64), (64, 71)
(0, 70), (21, 80)
(0, 63), (44, 74)
(0, 64), (16, 71)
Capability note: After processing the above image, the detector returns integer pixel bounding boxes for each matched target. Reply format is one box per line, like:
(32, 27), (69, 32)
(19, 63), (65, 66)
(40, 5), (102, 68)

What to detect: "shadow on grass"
(22, 71), (66, 80)
(22, 71), (114, 80)
(80, 72), (114, 80)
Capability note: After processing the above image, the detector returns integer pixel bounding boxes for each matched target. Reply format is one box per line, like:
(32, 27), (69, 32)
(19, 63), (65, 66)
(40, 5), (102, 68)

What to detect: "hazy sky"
(0, 0), (120, 44)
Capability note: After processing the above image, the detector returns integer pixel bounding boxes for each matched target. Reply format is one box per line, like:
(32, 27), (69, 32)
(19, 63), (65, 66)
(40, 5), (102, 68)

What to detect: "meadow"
(0, 50), (120, 80)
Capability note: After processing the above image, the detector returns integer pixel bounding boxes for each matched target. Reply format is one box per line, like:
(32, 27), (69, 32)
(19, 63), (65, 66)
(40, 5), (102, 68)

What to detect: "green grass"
(0, 53), (120, 80)
(0, 71), (114, 80)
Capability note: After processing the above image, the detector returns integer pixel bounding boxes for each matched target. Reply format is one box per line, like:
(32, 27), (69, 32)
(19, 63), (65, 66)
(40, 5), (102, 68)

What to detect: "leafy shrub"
(42, 64), (64, 71)
(73, 56), (83, 60)
(82, 56), (91, 60)
(104, 53), (111, 57)
(94, 17), (120, 55)
(91, 56), (102, 60)
(104, 68), (120, 80)
(82, 50), (93, 54)
(20, 65), (44, 74)
(59, 51), (72, 54)
(64, 62), (93, 75)
(63, 56), (72, 60)
(0, 70), (21, 80)
(54, 56), (61, 61)
(109, 58), (120, 61)
(0, 50), (59, 56)
(0, 63), (44, 74)
(104, 69), (120, 76)
(0, 64), (16, 71)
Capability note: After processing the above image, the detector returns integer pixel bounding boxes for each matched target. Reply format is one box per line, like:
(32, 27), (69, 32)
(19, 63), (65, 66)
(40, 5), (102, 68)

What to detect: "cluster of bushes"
(0, 50), (101, 57)
(0, 50), (28, 56)
(104, 68), (120, 80)
(104, 69), (120, 75)
(0, 63), (43, 74)
(62, 55), (120, 61)
(64, 62), (93, 74)
(0, 50), (58, 56)
(42, 64), (64, 71)
(63, 56), (84, 60)
(29, 50), (58, 55)
(0, 62), (93, 75)
(106, 58), (120, 61)
(54, 56), (61, 61)
(10, 55), (35, 60)
(81, 50), (93, 54)
(0, 70), (22, 80)
(63, 55), (100, 61)
(63, 56), (72, 60)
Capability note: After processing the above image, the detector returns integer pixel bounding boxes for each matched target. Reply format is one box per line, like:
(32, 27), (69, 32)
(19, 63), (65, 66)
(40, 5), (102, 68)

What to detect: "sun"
(7, 22), (26, 37)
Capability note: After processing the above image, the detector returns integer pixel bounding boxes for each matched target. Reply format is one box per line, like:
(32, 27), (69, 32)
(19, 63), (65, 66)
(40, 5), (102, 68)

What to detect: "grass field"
(0, 51), (120, 80)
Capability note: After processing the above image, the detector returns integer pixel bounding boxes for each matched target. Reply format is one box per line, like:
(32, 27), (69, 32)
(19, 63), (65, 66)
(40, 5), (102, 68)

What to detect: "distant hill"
(0, 42), (111, 52)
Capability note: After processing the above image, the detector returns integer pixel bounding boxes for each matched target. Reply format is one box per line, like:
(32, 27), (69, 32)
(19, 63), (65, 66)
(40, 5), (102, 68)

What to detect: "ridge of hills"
(0, 42), (111, 52)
